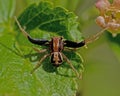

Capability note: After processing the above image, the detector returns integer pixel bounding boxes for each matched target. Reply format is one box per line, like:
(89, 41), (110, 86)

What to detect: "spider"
(15, 17), (105, 79)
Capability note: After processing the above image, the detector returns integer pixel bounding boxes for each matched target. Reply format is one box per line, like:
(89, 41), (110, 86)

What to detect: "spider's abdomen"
(51, 52), (63, 67)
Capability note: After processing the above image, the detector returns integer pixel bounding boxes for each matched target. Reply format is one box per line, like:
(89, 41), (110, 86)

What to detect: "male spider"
(15, 17), (105, 79)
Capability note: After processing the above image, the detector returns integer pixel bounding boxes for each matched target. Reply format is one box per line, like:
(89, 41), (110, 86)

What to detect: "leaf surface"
(17, 1), (83, 41)
(0, 1), (83, 96)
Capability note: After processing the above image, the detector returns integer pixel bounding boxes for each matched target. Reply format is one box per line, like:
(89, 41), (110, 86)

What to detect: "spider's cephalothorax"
(50, 37), (64, 67)
(15, 16), (102, 79)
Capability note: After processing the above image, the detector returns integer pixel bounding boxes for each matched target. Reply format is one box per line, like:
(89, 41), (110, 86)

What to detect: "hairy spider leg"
(14, 16), (30, 38)
(85, 28), (107, 44)
(64, 40), (85, 48)
(31, 54), (50, 74)
(15, 16), (49, 46)
(33, 48), (47, 53)
(63, 48), (77, 52)
(15, 16), (50, 74)
(62, 53), (81, 79)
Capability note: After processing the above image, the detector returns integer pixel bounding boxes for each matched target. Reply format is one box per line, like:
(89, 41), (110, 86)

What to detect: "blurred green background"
(0, 0), (120, 96)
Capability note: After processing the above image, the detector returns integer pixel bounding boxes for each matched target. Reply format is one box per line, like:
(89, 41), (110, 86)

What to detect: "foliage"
(0, 1), (83, 96)
(0, 0), (120, 96)
(16, 1), (83, 41)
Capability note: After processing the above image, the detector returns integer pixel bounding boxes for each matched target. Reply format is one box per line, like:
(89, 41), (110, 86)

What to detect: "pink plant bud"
(96, 16), (106, 28)
(113, 0), (120, 8)
(95, 0), (110, 12)
(107, 22), (120, 30)
(95, 0), (120, 34)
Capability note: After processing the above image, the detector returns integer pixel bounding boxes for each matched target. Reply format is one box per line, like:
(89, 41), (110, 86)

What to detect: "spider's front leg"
(14, 16), (49, 46)
(84, 28), (107, 44)
(64, 40), (85, 48)
(64, 28), (107, 48)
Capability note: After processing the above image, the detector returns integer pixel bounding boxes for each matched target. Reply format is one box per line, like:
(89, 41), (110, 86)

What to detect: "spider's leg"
(31, 54), (50, 74)
(64, 47), (77, 52)
(62, 53), (82, 79)
(14, 16), (29, 38)
(14, 16), (49, 46)
(85, 28), (107, 44)
(33, 47), (47, 53)
(64, 28), (107, 48)
(64, 40), (85, 48)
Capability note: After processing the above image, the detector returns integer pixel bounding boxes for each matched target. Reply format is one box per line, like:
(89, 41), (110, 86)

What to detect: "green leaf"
(0, 32), (83, 96)
(17, 1), (83, 41)
(0, 1), (83, 96)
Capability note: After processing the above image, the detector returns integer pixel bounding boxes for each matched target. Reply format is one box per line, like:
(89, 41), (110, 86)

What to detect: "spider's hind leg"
(62, 53), (82, 79)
